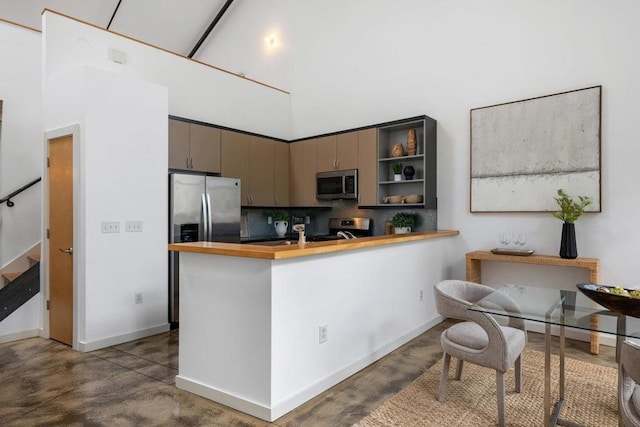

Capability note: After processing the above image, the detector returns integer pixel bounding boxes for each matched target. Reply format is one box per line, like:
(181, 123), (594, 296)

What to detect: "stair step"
(27, 254), (41, 265)
(2, 271), (22, 283)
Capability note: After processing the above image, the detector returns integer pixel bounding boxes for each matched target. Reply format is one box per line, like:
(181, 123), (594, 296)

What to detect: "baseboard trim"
(176, 316), (445, 422)
(0, 328), (39, 344)
(77, 323), (170, 352)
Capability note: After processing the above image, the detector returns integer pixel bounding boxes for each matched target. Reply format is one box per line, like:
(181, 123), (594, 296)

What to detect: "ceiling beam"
(106, 0), (123, 30)
(188, 0), (235, 58)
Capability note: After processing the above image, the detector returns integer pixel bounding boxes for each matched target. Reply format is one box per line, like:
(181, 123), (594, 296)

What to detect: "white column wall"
(44, 66), (169, 350)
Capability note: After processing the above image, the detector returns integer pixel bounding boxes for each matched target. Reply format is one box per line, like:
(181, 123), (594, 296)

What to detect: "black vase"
(403, 165), (415, 180)
(559, 223), (578, 259)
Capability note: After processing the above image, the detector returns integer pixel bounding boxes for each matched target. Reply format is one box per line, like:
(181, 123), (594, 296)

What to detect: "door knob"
(58, 247), (73, 254)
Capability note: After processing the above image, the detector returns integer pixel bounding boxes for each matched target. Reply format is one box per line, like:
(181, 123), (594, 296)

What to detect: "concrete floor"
(0, 319), (616, 426)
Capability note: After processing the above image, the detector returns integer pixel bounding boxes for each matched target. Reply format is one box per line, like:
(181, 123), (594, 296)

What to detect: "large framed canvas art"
(470, 86), (601, 212)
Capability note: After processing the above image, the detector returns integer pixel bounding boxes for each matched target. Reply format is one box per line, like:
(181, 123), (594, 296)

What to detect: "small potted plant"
(392, 163), (403, 181)
(390, 212), (416, 234)
(266, 211), (289, 237)
(552, 189), (592, 259)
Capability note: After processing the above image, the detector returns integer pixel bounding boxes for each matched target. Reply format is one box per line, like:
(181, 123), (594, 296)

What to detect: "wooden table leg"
(465, 256), (482, 283)
(589, 269), (600, 355)
(590, 314), (600, 354)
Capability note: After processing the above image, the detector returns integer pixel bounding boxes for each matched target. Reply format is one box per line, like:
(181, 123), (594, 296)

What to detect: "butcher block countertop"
(168, 230), (459, 260)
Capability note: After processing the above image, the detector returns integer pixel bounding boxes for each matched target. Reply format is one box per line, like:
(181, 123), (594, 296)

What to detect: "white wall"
(0, 20), (42, 339)
(203, 0), (640, 289)
(177, 237), (453, 421)
(43, 66), (169, 350)
(43, 11), (292, 140)
(0, 21), (42, 265)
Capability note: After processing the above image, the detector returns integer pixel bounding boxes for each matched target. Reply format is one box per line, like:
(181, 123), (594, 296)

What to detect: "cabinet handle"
(186, 158), (190, 169)
(336, 159), (340, 169)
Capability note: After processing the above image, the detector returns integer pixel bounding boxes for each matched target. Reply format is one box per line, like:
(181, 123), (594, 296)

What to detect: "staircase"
(0, 245), (41, 322)
(2, 253), (39, 286)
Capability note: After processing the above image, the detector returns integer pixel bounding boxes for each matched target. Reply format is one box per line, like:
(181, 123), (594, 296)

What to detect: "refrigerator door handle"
(206, 193), (213, 241)
(201, 193), (209, 241)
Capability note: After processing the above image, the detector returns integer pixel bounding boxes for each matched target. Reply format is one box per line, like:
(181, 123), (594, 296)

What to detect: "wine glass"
(513, 233), (527, 250)
(498, 232), (511, 248)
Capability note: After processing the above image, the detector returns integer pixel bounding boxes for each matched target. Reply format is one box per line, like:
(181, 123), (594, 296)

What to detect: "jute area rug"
(354, 349), (618, 427)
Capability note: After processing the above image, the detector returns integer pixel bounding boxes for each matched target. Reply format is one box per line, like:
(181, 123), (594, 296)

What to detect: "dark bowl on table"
(577, 283), (640, 318)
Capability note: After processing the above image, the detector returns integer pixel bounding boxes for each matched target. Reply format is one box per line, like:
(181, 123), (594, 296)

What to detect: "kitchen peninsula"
(169, 230), (458, 421)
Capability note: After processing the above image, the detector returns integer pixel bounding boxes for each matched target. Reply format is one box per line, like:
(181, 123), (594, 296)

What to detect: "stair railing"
(0, 177), (41, 207)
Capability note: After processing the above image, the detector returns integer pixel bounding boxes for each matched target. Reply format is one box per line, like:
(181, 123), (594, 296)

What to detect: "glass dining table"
(469, 284), (640, 427)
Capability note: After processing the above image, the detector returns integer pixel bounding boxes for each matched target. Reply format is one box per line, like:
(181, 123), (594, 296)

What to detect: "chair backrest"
(434, 280), (496, 321)
(620, 339), (640, 426)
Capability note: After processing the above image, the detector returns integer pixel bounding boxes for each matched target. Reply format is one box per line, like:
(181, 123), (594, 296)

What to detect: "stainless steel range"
(306, 217), (372, 241)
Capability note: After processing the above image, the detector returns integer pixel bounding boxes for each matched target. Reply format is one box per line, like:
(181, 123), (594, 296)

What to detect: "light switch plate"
(101, 221), (120, 233)
(125, 220), (143, 232)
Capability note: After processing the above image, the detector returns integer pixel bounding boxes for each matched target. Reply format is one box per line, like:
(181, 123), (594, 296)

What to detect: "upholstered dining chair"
(434, 280), (527, 427)
(619, 339), (640, 427)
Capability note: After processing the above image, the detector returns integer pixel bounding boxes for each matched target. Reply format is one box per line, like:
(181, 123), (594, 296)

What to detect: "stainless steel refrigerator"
(168, 172), (241, 326)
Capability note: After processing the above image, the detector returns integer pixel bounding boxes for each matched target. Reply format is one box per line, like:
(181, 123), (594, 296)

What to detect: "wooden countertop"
(169, 230), (459, 260)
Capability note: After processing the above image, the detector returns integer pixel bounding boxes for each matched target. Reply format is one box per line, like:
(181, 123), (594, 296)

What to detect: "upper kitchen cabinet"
(357, 128), (377, 206)
(377, 116), (437, 208)
(274, 141), (290, 206)
(248, 136), (275, 206)
(168, 119), (221, 173)
(289, 139), (319, 207)
(221, 129), (250, 204)
(316, 132), (358, 172)
(222, 130), (288, 207)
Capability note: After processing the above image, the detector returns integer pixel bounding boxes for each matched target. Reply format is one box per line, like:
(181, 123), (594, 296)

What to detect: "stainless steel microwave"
(316, 169), (358, 200)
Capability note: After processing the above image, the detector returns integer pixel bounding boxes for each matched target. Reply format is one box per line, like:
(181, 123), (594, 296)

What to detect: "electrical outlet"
(101, 221), (120, 233)
(305, 216), (311, 224)
(267, 216), (272, 224)
(419, 289), (424, 301)
(319, 324), (328, 344)
(126, 220), (143, 232)
(135, 292), (143, 304)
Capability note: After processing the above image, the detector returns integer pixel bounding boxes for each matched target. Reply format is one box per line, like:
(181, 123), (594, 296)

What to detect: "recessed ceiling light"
(265, 35), (277, 47)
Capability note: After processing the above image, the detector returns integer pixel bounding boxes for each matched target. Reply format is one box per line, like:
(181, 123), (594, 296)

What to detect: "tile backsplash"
(243, 200), (437, 239)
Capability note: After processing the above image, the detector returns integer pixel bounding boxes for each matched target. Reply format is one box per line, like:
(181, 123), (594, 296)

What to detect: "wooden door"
(48, 135), (74, 345)
(190, 123), (221, 173)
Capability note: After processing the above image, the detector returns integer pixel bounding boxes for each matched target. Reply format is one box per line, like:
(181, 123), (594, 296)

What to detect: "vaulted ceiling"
(0, 0), (291, 88)
(0, 0), (234, 58)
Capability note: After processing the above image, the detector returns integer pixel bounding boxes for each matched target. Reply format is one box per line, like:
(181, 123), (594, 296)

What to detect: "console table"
(465, 250), (601, 354)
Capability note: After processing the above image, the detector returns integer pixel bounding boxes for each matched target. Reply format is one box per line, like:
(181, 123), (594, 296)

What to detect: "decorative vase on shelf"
(393, 174), (402, 181)
(559, 223), (577, 259)
(407, 129), (417, 156)
(274, 220), (288, 237)
(403, 165), (415, 180)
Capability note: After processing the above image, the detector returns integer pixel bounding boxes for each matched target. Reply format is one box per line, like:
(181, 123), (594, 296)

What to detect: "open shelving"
(376, 116), (437, 208)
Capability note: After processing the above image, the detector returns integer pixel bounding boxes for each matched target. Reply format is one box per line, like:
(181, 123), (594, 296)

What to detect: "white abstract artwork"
(470, 86), (601, 212)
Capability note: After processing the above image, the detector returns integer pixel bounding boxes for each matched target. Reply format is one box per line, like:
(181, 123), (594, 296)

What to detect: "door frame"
(43, 124), (81, 350)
